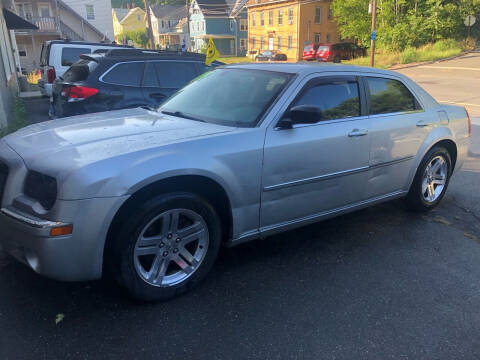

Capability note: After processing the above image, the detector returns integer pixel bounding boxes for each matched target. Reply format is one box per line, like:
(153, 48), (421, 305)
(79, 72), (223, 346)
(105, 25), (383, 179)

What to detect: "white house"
(63, 0), (113, 40)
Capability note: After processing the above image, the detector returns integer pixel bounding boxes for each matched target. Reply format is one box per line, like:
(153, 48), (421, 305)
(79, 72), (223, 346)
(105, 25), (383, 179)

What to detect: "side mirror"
(277, 105), (322, 129)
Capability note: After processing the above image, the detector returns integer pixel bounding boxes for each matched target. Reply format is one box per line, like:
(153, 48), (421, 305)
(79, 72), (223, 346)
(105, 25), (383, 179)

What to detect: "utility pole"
(186, 0), (190, 51)
(144, 0), (155, 49)
(370, 0), (377, 67)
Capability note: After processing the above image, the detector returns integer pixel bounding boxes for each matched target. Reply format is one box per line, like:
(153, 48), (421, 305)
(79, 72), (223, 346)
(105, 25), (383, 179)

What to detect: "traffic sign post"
(464, 15), (476, 38)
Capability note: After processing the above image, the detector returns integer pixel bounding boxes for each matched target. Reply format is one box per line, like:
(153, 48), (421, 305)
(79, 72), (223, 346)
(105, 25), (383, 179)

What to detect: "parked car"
(255, 50), (287, 61)
(302, 43), (320, 61)
(52, 49), (221, 117)
(0, 64), (471, 301)
(316, 43), (367, 63)
(38, 40), (132, 98)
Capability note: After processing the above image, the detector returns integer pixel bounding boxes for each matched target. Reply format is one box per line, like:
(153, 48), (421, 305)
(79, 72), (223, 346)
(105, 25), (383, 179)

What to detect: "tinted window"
(61, 59), (98, 82)
(102, 62), (144, 86)
(367, 77), (420, 114)
(160, 69), (292, 127)
(294, 79), (360, 120)
(143, 62), (160, 87)
(154, 62), (198, 89)
(61, 47), (91, 66)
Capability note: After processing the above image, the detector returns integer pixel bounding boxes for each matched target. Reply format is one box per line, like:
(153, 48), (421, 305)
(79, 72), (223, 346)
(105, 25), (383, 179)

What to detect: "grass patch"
(344, 39), (464, 69)
(0, 97), (30, 137)
(218, 56), (253, 64)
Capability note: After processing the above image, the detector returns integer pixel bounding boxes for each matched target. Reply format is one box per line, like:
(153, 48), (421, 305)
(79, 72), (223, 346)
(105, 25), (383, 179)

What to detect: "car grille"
(0, 162), (8, 206)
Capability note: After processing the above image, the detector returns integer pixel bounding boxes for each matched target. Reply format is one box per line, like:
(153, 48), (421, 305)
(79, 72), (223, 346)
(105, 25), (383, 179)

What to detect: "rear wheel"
(109, 192), (222, 301)
(406, 146), (452, 212)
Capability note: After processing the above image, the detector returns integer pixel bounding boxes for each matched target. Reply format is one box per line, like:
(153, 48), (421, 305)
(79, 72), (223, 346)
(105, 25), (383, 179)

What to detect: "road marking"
(421, 66), (480, 71)
(438, 101), (480, 108)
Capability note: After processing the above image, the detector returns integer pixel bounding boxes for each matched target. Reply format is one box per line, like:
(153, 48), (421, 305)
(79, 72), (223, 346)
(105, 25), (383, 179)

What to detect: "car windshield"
(317, 46), (330, 51)
(261, 51), (273, 56)
(304, 45), (313, 51)
(159, 68), (293, 127)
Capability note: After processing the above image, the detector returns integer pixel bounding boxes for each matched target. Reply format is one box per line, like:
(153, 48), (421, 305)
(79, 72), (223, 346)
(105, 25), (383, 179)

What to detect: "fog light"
(50, 225), (73, 237)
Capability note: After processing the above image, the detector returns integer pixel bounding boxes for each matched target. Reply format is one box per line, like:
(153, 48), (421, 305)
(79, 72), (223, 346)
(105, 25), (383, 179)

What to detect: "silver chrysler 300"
(0, 64), (471, 301)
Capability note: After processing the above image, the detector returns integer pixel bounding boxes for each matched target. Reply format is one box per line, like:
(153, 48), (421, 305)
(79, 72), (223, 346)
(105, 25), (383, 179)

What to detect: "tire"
(406, 146), (452, 212)
(333, 56), (341, 63)
(108, 192), (222, 301)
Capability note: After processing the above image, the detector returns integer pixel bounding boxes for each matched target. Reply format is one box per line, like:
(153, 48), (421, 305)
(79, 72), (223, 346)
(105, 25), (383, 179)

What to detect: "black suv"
(52, 49), (221, 118)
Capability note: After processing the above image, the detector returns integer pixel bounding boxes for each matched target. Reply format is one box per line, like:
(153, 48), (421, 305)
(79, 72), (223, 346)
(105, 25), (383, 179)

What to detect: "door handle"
(416, 120), (434, 127)
(348, 129), (368, 137)
(150, 93), (166, 100)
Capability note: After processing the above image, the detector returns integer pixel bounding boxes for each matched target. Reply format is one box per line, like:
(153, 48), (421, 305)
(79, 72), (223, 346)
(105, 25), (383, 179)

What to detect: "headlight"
(24, 171), (57, 210)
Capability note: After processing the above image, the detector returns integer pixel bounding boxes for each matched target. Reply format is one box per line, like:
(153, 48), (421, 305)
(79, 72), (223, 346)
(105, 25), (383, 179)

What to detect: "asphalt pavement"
(1, 56), (480, 360)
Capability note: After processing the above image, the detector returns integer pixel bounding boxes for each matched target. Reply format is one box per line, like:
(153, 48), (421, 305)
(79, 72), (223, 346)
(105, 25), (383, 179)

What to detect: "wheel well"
(434, 139), (457, 170)
(105, 175), (233, 263)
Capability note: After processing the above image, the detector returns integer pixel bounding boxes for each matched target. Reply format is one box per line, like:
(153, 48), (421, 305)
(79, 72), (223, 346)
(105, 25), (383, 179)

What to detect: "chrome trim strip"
(260, 190), (408, 235)
(263, 156), (414, 192)
(369, 155), (414, 170)
(0, 208), (69, 229)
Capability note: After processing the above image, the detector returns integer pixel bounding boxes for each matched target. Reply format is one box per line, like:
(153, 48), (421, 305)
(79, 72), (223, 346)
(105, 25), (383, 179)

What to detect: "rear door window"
(293, 77), (361, 121)
(366, 77), (421, 115)
(102, 62), (144, 86)
(61, 60), (98, 82)
(61, 47), (92, 66)
(154, 62), (198, 89)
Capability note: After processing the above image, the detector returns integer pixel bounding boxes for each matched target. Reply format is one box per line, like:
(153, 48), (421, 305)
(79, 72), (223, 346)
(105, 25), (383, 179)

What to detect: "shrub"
(0, 97), (30, 137)
(433, 39), (458, 52)
(400, 47), (418, 64)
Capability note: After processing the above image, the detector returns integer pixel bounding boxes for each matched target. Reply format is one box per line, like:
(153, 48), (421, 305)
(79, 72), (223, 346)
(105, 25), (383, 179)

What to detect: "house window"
(240, 19), (247, 31)
(326, 33), (331, 43)
(16, 3), (33, 19)
(18, 44), (27, 57)
(288, 8), (293, 24)
(161, 20), (165, 28)
(314, 7), (321, 24)
(252, 13), (256, 27)
(201, 21), (205, 31)
(314, 33), (321, 44)
(268, 11), (273, 26)
(328, 6), (332, 20)
(85, 5), (95, 20)
(277, 36), (281, 50)
(277, 9), (282, 25)
(287, 35), (292, 49)
(137, 14), (141, 21)
(38, 4), (51, 18)
(240, 38), (246, 50)
(230, 19), (234, 31)
(260, 36), (264, 49)
(260, 12), (264, 26)
(252, 36), (256, 49)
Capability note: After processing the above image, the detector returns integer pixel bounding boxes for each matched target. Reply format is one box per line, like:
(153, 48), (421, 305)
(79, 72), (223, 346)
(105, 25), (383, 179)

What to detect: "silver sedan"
(0, 64), (471, 301)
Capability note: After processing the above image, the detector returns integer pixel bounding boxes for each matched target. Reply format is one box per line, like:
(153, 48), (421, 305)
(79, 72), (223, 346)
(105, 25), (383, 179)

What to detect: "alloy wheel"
(133, 208), (209, 287)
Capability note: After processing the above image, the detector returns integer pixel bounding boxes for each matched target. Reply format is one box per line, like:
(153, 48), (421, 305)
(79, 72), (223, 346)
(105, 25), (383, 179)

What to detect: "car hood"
(4, 108), (235, 170)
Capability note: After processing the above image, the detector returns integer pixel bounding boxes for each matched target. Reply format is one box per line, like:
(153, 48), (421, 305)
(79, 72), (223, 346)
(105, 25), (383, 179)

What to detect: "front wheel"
(406, 146), (452, 212)
(109, 192), (222, 301)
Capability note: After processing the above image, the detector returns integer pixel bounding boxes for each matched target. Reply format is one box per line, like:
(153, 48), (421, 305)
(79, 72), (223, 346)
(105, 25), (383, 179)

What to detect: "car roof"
(224, 63), (398, 77)
(44, 40), (132, 48)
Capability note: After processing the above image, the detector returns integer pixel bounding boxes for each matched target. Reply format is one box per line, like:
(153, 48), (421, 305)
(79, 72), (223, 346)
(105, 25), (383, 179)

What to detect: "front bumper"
(0, 195), (128, 281)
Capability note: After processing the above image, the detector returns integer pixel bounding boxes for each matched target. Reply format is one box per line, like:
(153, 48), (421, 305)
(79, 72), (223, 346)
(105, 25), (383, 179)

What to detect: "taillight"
(47, 67), (56, 83)
(61, 86), (98, 102)
(465, 107), (471, 136)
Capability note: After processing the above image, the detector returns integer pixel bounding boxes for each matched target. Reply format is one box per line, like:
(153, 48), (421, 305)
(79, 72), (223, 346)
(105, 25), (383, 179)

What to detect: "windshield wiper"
(161, 110), (205, 122)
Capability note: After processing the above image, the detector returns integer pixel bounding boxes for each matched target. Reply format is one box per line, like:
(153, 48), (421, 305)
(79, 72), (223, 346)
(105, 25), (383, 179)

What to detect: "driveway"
(1, 58), (480, 360)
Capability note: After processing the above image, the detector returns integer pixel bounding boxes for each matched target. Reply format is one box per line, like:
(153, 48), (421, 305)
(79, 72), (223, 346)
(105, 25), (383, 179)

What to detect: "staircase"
(59, 21), (84, 41)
